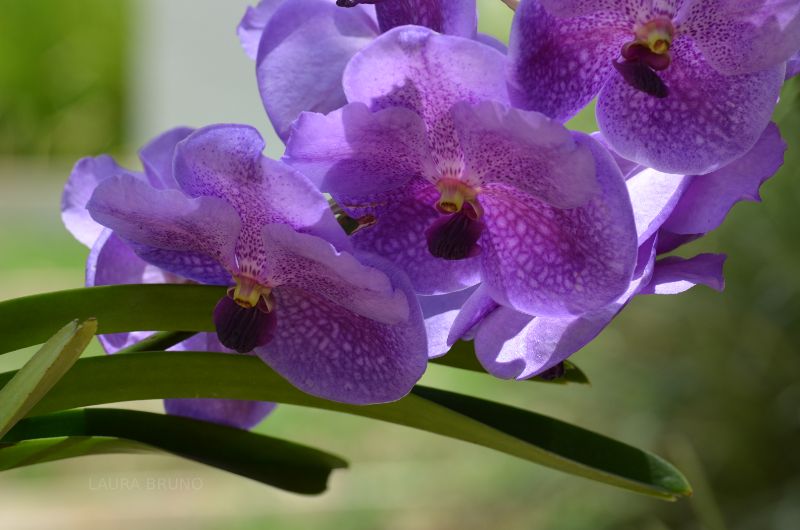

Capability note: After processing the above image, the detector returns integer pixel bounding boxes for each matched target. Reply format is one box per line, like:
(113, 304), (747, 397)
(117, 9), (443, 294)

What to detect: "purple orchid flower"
(62, 127), (275, 429)
(508, 0), (798, 175)
(238, 0), (495, 141)
(285, 26), (639, 321)
(438, 122), (786, 379)
(69, 124), (427, 405)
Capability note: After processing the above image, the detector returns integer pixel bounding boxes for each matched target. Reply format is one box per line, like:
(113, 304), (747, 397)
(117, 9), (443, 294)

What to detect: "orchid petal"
(86, 230), (171, 353)
(86, 175), (239, 284)
(663, 122), (786, 235)
(640, 254), (726, 295)
(164, 398), (276, 430)
(260, 224), (411, 325)
(452, 100), (598, 208)
(374, 0), (477, 36)
(478, 133), (637, 316)
(625, 167), (690, 244)
(685, 0), (800, 75)
(344, 26), (509, 128)
(472, 235), (657, 379)
(284, 103), (434, 194)
(62, 156), (142, 248)
(348, 184), (482, 295)
(418, 286), (478, 358)
(597, 36), (784, 175)
(257, 254), (427, 405)
(138, 126), (194, 190)
(509, 0), (628, 121)
(237, 0), (285, 60)
(256, 0), (378, 139)
(174, 124), (349, 250)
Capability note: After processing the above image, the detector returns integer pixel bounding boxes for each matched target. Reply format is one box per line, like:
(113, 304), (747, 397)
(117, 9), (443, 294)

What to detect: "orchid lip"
(425, 202), (485, 261)
(214, 288), (277, 353)
(616, 16), (675, 96)
(613, 59), (669, 98)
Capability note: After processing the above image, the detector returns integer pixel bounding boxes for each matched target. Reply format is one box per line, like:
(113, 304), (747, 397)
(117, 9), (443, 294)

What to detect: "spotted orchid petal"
(257, 224), (409, 326)
(684, 0), (800, 75)
(343, 25), (509, 136)
(347, 184), (483, 295)
(87, 230), (275, 429)
(257, 253), (427, 404)
(452, 100), (598, 208)
(458, 238), (656, 380)
(284, 103), (435, 194)
(174, 125), (347, 249)
(478, 132), (637, 317)
(509, 0), (628, 121)
(538, 0), (645, 19)
(86, 175), (239, 285)
(513, 0), (790, 175)
(598, 36), (784, 175)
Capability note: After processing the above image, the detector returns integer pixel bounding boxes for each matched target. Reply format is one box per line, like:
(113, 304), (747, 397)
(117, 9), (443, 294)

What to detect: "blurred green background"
(0, 1), (798, 529)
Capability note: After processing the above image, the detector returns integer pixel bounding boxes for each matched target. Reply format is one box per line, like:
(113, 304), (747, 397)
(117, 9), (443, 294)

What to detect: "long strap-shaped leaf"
(0, 319), (96, 437)
(0, 285), (587, 384)
(0, 285), (222, 353)
(0, 408), (346, 494)
(0, 351), (691, 499)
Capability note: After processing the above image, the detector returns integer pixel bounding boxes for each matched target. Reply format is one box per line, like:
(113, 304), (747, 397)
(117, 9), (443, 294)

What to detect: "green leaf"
(0, 351), (691, 499)
(0, 285), (588, 384)
(0, 319), (96, 437)
(431, 340), (589, 384)
(0, 285), (223, 354)
(116, 330), (198, 354)
(0, 408), (346, 494)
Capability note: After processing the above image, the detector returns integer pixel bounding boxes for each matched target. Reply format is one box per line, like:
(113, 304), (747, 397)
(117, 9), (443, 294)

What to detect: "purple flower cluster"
(62, 0), (796, 428)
